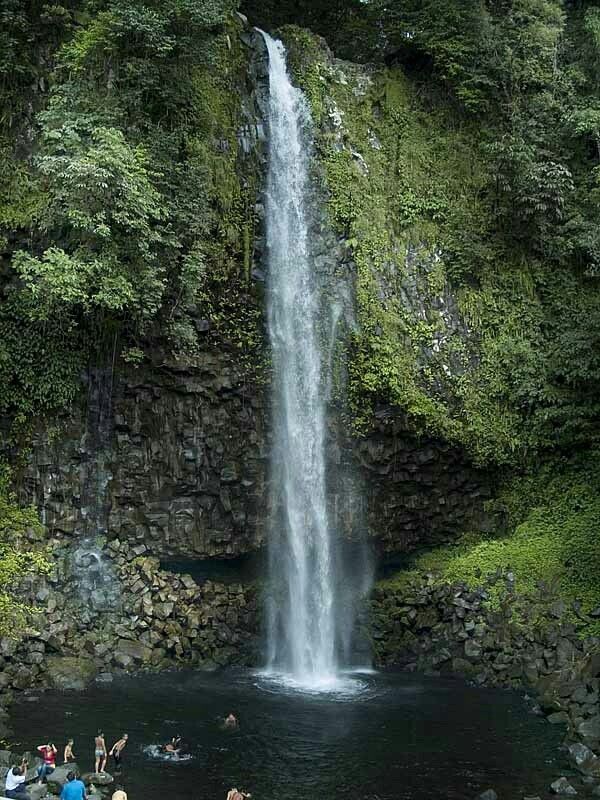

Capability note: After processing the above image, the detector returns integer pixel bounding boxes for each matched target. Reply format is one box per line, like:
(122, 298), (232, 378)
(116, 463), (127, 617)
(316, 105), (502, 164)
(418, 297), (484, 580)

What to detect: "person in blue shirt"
(60, 772), (86, 800)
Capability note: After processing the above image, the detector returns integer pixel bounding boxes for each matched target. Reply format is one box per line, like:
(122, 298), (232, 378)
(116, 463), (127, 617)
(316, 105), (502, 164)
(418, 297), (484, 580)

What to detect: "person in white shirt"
(5, 761), (30, 800)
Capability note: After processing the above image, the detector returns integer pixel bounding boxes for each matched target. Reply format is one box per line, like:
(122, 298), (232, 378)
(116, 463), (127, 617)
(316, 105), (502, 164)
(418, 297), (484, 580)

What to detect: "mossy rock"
(45, 656), (97, 691)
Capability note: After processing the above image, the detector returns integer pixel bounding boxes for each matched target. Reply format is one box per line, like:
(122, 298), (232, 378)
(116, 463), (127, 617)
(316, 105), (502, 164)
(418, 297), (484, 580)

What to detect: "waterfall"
(72, 363), (120, 613)
(261, 31), (358, 688)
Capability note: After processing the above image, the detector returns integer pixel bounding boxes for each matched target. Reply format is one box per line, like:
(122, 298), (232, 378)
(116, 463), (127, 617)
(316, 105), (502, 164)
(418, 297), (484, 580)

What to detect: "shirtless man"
(63, 740), (75, 764)
(226, 789), (251, 800)
(163, 736), (181, 754)
(224, 713), (238, 729)
(94, 732), (107, 774)
(108, 734), (128, 770)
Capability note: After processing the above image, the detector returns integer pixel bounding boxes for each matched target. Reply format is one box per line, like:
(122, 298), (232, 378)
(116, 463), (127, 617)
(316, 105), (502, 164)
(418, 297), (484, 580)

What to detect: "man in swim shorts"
(109, 734), (128, 770)
(94, 731), (107, 774)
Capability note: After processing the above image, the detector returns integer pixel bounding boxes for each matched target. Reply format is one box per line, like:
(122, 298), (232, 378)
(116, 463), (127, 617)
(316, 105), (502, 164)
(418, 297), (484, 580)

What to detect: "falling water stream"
(261, 32), (358, 688)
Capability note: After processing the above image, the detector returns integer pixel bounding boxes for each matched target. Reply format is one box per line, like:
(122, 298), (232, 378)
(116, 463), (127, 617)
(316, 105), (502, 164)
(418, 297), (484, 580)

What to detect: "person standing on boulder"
(94, 731), (107, 774)
(108, 734), (128, 770)
(60, 771), (86, 800)
(36, 742), (57, 784)
(63, 739), (75, 764)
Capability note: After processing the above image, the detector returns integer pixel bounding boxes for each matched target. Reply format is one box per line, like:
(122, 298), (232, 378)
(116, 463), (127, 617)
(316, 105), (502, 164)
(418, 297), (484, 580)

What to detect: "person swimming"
(162, 737), (181, 754)
(223, 713), (238, 729)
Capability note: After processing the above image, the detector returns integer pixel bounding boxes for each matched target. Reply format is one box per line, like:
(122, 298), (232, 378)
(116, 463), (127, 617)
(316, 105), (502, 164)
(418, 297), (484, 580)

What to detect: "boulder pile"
(0, 547), (259, 726)
(373, 569), (600, 795)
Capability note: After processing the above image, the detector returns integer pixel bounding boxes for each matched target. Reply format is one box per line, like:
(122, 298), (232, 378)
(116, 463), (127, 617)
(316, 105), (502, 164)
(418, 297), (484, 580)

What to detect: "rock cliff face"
(10, 21), (494, 570)
(0, 17), (499, 721)
(17, 361), (492, 562)
(25, 355), (269, 559)
(354, 412), (494, 554)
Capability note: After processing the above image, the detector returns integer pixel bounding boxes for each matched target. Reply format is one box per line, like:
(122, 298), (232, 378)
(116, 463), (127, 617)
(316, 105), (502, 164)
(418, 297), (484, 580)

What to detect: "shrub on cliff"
(387, 452), (600, 636)
(0, 466), (51, 636)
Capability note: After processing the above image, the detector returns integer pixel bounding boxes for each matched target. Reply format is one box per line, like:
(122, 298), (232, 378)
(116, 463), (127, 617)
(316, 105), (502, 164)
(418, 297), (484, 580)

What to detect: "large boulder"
(548, 711), (570, 725)
(578, 716), (600, 745)
(28, 784), (48, 800)
(81, 772), (113, 787)
(115, 639), (152, 664)
(45, 657), (97, 691)
(46, 763), (79, 792)
(568, 743), (600, 777)
(550, 777), (578, 795)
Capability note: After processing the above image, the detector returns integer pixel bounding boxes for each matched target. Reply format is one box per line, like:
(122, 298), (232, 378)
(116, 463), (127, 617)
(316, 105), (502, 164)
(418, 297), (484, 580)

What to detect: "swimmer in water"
(163, 737), (181, 755)
(226, 790), (251, 800)
(223, 713), (238, 729)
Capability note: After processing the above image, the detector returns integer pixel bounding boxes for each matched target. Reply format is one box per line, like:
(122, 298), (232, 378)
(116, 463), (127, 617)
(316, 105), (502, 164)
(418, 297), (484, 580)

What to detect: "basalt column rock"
(19, 353), (269, 559)
(353, 410), (496, 555)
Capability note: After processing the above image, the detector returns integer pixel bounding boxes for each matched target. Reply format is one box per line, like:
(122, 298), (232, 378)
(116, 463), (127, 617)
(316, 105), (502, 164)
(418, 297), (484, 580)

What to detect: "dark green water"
(10, 669), (564, 800)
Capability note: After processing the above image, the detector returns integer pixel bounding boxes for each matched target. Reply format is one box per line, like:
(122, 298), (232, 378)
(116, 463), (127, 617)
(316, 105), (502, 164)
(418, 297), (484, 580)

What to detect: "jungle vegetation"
(2, 0), (600, 629)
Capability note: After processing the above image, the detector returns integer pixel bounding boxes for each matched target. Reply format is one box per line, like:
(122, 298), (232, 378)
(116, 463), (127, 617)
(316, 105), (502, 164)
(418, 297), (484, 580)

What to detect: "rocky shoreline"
(373, 570), (600, 796)
(2, 557), (599, 799)
(0, 544), (259, 743)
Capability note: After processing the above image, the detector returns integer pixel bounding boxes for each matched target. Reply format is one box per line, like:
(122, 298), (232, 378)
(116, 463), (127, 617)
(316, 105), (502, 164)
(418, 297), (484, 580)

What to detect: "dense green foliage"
(280, 5), (600, 467)
(0, 0), (262, 423)
(381, 449), (600, 635)
(3, 1), (599, 459)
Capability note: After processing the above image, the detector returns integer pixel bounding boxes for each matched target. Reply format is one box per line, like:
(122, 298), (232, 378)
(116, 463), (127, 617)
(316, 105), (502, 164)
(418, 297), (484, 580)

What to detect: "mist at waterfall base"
(10, 669), (562, 800)
(261, 31), (372, 690)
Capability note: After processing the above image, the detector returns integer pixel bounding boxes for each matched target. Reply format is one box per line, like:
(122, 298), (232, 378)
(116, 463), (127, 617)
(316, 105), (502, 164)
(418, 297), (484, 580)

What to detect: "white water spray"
(261, 32), (345, 688)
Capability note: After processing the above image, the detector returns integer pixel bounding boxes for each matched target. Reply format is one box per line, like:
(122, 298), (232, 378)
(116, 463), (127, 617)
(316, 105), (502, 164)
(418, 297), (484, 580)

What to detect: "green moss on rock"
(284, 29), (600, 469)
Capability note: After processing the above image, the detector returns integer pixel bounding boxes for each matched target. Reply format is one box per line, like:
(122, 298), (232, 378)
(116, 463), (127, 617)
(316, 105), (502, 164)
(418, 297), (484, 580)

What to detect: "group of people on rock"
(4, 734), (129, 800)
(4, 715), (250, 800)
(4, 762), (88, 800)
